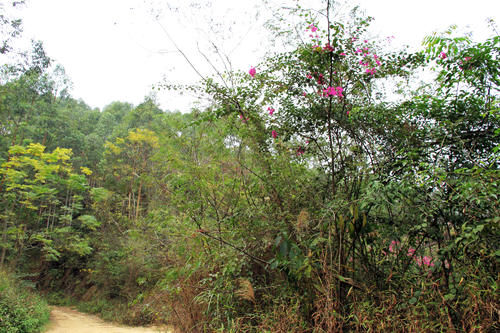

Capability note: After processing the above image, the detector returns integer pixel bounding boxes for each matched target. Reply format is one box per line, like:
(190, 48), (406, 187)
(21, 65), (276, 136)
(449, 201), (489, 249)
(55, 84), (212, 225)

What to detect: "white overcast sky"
(8, 0), (500, 111)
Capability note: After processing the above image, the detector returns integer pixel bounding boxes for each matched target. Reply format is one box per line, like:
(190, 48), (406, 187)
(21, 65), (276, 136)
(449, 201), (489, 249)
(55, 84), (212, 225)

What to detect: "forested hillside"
(1, 1), (499, 332)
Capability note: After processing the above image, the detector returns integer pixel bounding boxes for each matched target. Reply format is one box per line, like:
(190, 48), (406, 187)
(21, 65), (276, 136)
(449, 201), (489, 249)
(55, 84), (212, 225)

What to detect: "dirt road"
(45, 306), (170, 333)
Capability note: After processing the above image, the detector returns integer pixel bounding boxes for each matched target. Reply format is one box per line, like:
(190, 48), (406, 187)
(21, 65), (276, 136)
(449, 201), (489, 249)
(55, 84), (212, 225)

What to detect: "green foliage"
(0, 269), (50, 333)
(0, 2), (498, 332)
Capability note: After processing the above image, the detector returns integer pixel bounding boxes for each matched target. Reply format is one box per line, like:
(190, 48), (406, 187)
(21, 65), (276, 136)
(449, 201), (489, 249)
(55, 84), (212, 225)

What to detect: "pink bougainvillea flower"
(364, 39), (368, 43)
(439, 52), (447, 59)
(307, 24), (318, 32)
(407, 247), (416, 257)
(366, 67), (376, 75)
(272, 130), (277, 139)
(268, 107), (275, 115)
(324, 86), (343, 97)
(306, 74), (312, 79)
(296, 147), (305, 156)
(415, 257), (423, 267)
(340, 52), (346, 56)
(422, 256), (434, 267)
(373, 54), (378, 59)
(389, 240), (400, 253)
(352, 37), (357, 41)
(376, 59), (381, 66)
(317, 73), (324, 84)
(323, 43), (334, 52)
(309, 34), (313, 38)
(249, 67), (256, 77)
(464, 56), (471, 61)
(355, 48), (363, 53)
(239, 114), (248, 123)
(302, 92), (307, 97)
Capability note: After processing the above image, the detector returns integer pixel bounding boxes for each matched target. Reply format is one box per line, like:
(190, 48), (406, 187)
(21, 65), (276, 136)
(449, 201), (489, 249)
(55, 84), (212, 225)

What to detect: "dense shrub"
(0, 270), (50, 333)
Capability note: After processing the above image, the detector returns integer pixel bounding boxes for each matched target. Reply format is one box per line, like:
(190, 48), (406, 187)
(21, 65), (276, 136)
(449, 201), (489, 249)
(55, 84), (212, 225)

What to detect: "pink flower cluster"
(268, 107), (275, 115)
(307, 24), (318, 32)
(272, 130), (277, 139)
(389, 240), (400, 253)
(354, 41), (381, 75)
(249, 66), (256, 77)
(407, 246), (434, 267)
(239, 114), (249, 123)
(323, 86), (343, 97)
(365, 67), (376, 75)
(323, 43), (334, 52)
(439, 52), (447, 59)
(384, 241), (435, 268)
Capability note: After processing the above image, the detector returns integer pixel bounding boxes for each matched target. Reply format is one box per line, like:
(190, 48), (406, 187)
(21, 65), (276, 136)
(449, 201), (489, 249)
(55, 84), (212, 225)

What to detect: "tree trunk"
(135, 181), (142, 220)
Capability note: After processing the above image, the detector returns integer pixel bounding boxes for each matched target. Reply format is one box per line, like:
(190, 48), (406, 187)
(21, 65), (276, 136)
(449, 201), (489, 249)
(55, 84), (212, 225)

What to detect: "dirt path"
(45, 306), (170, 333)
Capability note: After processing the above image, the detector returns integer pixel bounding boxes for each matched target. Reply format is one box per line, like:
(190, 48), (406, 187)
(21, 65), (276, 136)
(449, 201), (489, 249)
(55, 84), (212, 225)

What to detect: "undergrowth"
(0, 270), (50, 333)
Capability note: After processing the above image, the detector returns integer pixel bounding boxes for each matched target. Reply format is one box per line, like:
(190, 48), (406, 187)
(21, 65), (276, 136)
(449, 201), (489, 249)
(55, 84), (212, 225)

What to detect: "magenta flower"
(439, 52), (447, 59)
(296, 147), (305, 156)
(272, 130), (277, 139)
(365, 67), (376, 75)
(268, 107), (275, 115)
(324, 86), (343, 97)
(415, 257), (422, 267)
(389, 240), (400, 253)
(422, 256), (434, 267)
(239, 114), (248, 123)
(464, 56), (471, 61)
(323, 44), (334, 52)
(317, 73), (324, 84)
(407, 247), (416, 257)
(249, 67), (256, 77)
(308, 24), (318, 32)
(340, 52), (346, 56)
(306, 74), (312, 79)
(302, 92), (307, 97)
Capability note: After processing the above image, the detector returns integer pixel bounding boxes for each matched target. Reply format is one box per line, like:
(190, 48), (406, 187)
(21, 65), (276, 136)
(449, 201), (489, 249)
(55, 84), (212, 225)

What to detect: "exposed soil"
(45, 306), (170, 333)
